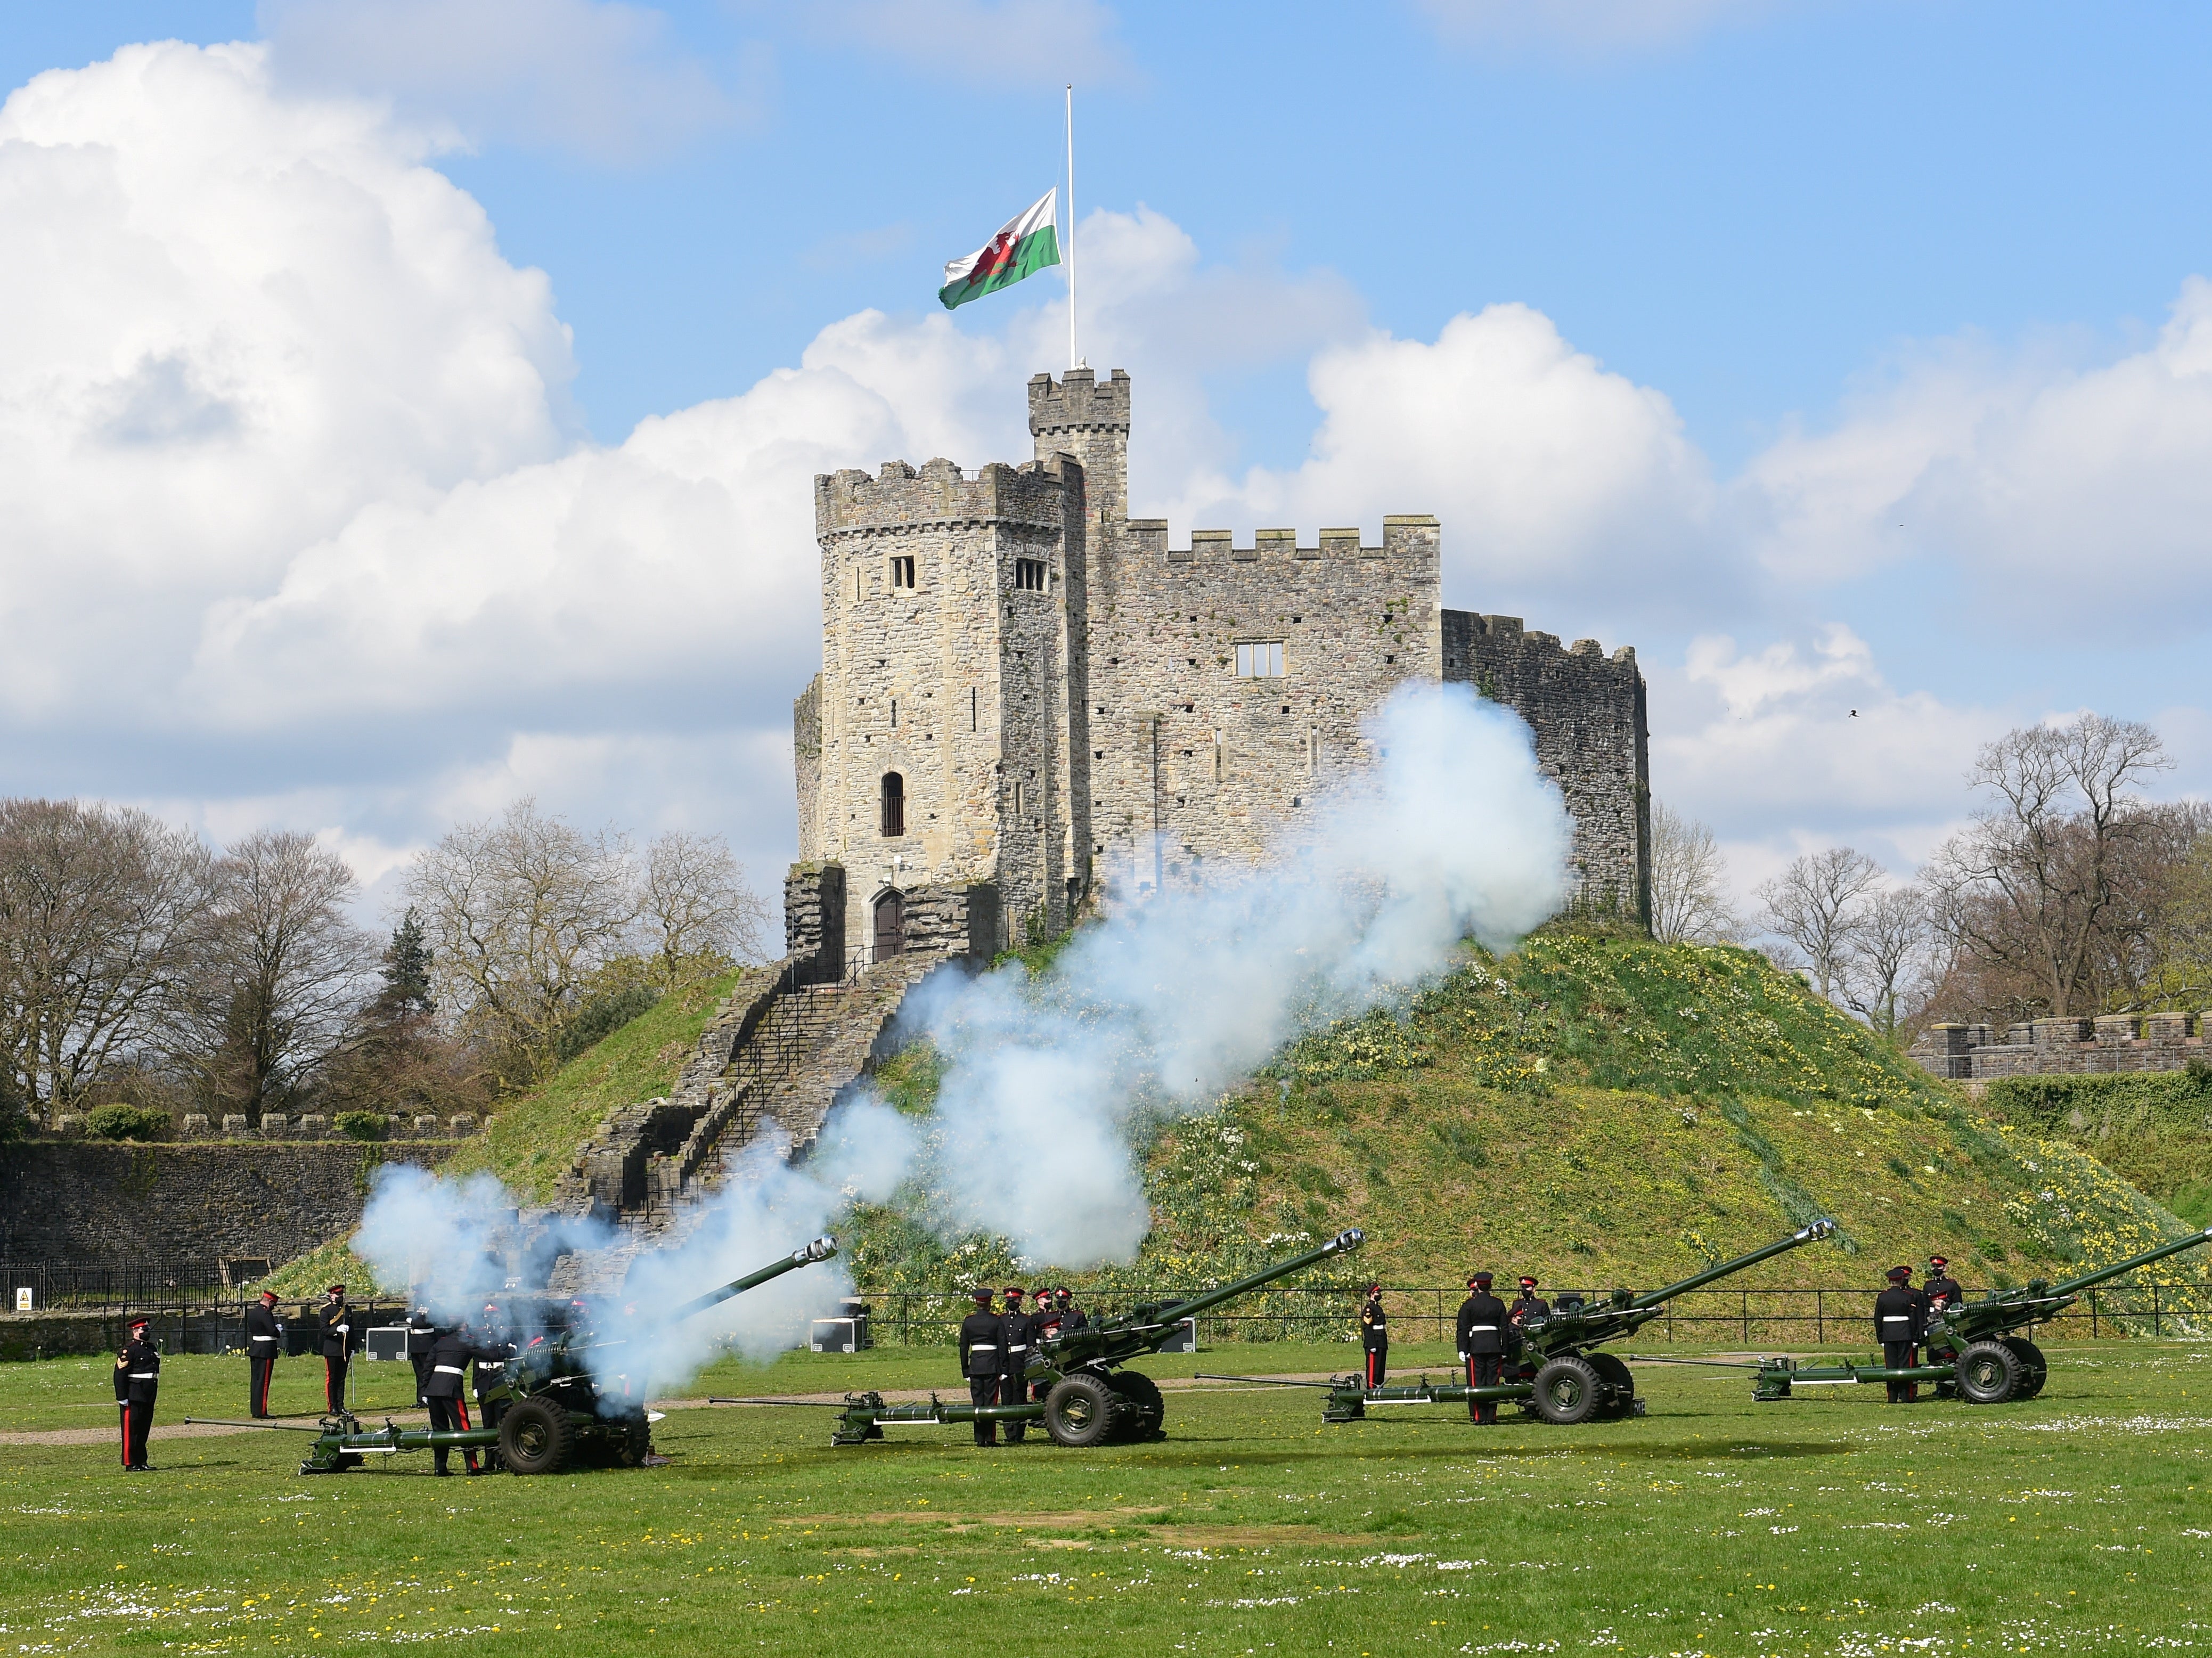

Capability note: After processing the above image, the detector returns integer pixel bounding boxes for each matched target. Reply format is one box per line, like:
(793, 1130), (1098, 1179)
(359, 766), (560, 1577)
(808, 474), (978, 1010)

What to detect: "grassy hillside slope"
(1980, 1068), (2212, 1228)
(849, 936), (2202, 1301)
(256, 969), (744, 1297)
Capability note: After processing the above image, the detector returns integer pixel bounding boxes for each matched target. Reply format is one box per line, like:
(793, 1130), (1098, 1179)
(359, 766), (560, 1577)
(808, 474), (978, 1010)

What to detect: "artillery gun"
(194, 1236), (838, 1475)
(1753, 1226), (2212, 1405)
(1309, 1220), (1837, 1426)
(808, 1229), (1365, 1449)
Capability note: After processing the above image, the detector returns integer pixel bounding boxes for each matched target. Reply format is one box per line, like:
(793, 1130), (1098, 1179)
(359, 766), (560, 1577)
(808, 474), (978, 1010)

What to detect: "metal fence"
(850, 1280), (2212, 1350)
(0, 1260), (231, 1313)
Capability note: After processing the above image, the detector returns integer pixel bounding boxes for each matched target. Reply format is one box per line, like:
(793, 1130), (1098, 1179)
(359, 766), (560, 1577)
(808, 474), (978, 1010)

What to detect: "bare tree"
(1647, 801), (1737, 945)
(0, 799), (209, 1116)
(401, 799), (638, 1082)
(1924, 715), (2174, 1017)
(1757, 846), (1884, 1000)
(174, 830), (376, 1122)
(1840, 884), (1935, 1038)
(641, 831), (770, 982)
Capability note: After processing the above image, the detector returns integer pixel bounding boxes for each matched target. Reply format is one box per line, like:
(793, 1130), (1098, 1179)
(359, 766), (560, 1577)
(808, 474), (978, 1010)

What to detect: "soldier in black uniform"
(1053, 1287), (1087, 1333)
(1359, 1284), (1388, 1387)
(405, 1304), (436, 1402)
(1875, 1265), (1923, 1402)
(999, 1287), (1035, 1443)
(244, 1289), (284, 1418)
(957, 1289), (1002, 1447)
(1456, 1272), (1509, 1424)
(1507, 1277), (1550, 1374)
(317, 1285), (355, 1415)
(116, 1317), (159, 1471)
(421, 1324), (483, 1476)
(471, 1301), (515, 1444)
(1924, 1255), (1963, 1315)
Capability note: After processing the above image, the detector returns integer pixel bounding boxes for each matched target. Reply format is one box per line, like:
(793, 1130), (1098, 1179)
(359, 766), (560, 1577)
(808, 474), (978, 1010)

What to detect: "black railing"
(842, 1280), (2212, 1349)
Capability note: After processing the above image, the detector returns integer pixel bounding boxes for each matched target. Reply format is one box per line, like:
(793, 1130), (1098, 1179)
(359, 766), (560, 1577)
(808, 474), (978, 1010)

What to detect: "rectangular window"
(889, 698), (897, 728)
(890, 555), (916, 590)
(1013, 779), (1025, 816)
(1014, 558), (1047, 591)
(969, 687), (978, 732)
(1234, 641), (1285, 677)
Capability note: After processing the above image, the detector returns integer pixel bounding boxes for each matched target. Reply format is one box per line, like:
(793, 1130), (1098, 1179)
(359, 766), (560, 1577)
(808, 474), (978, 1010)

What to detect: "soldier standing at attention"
(1054, 1286), (1087, 1333)
(1456, 1272), (1509, 1425)
(1924, 1255), (1963, 1315)
(999, 1287), (1035, 1444)
(1360, 1283), (1389, 1387)
(244, 1289), (283, 1418)
(116, 1317), (159, 1472)
(472, 1302), (515, 1441)
(406, 1304), (436, 1403)
(1875, 1265), (1923, 1403)
(958, 1289), (1002, 1447)
(317, 1285), (354, 1415)
(421, 1323), (483, 1476)
(1507, 1276), (1549, 1371)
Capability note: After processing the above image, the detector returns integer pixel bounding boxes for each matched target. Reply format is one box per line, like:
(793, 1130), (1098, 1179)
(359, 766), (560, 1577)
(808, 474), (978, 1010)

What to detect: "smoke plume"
(868, 681), (1573, 1265)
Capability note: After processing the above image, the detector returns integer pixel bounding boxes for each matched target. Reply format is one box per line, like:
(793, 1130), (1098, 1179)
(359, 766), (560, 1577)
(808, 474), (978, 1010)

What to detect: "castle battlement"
(814, 453), (1077, 538)
(1027, 367), (1132, 435)
(1125, 516), (1441, 565)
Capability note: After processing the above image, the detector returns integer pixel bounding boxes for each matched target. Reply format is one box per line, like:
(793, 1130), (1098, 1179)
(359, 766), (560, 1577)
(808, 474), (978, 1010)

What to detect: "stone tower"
(795, 369), (1653, 960)
(796, 452), (1092, 970)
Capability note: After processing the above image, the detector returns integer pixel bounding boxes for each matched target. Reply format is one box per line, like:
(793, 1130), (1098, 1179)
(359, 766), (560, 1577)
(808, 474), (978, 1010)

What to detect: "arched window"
(880, 771), (905, 837)
(873, 889), (905, 960)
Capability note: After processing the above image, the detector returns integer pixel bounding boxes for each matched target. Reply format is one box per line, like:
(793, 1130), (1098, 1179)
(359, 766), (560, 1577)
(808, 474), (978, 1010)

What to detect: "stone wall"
(1910, 1014), (2209, 1082)
(1085, 518), (1442, 889)
(1443, 612), (1651, 924)
(0, 1141), (461, 1264)
(783, 862), (846, 984)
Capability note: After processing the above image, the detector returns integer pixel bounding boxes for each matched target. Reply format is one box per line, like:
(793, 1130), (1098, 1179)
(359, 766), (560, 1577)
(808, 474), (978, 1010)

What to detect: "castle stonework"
(794, 370), (1650, 967)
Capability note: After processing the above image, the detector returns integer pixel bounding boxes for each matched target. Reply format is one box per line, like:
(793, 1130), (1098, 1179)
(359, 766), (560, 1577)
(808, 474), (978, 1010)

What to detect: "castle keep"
(793, 369), (1650, 971)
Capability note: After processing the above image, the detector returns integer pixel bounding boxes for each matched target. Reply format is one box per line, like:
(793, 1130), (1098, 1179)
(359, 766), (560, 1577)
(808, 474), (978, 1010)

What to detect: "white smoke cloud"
(350, 1163), (538, 1324)
(867, 681), (1573, 1267)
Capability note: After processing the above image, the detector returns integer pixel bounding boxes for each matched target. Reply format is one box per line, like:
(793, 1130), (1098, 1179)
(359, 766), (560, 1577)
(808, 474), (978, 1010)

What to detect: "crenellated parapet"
(1121, 516), (1442, 566)
(815, 454), (1076, 541)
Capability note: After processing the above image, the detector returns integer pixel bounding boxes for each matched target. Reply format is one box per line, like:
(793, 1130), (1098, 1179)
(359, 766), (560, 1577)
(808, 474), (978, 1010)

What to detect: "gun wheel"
(2001, 1337), (2048, 1400)
(1531, 1355), (1603, 1425)
(1586, 1354), (1636, 1419)
(498, 1399), (574, 1474)
(1108, 1372), (1165, 1441)
(1955, 1340), (2024, 1404)
(1044, 1373), (1117, 1448)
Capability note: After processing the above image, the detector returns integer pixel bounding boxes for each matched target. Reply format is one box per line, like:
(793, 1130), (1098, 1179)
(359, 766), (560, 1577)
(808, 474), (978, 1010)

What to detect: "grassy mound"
(849, 936), (2203, 1300)
(1980, 1067), (2212, 1228)
(434, 967), (744, 1204)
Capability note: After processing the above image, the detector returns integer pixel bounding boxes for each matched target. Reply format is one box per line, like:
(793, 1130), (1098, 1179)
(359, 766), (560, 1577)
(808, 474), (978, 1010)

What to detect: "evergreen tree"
(381, 908), (435, 1016)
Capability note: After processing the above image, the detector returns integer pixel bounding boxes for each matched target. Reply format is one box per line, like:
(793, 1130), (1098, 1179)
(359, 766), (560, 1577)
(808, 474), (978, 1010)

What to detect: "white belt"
(1881, 1316), (1910, 1324)
(1007, 1344), (1027, 1352)
(1470, 1325), (1498, 1331)
(969, 1343), (995, 1350)
(130, 1372), (156, 1379)
(435, 1365), (466, 1374)
(250, 1337), (277, 1346)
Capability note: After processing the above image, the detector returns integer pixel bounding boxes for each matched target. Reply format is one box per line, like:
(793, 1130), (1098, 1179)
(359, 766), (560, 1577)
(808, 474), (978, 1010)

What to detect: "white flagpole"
(1065, 83), (1079, 370)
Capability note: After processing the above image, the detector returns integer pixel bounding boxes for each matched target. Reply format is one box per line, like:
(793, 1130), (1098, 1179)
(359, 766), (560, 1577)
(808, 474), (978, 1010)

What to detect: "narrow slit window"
(879, 772), (905, 837)
(1013, 779), (1025, 817)
(889, 698), (897, 728)
(890, 555), (916, 590)
(969, 687), (978, 732)
(1014, 558), (1047, 591)
(1234, 641), (1285, 677)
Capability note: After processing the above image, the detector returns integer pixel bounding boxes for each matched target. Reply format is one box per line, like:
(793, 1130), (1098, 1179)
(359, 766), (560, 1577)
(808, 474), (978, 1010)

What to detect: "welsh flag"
(939, 189), (1060, 311)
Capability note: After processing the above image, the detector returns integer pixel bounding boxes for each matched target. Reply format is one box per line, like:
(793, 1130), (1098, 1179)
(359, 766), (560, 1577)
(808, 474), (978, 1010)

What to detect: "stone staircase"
(541, 951), (953, 1292)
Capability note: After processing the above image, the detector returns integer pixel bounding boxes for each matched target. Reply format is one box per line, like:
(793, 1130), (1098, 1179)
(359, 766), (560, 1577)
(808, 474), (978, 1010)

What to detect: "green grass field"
(7, 1340), (2211, 1655)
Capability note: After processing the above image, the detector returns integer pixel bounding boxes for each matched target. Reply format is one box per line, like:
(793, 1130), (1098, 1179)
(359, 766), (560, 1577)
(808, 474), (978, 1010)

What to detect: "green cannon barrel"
(662, 1235), (838, 1322)
(2038, 1226), (2212, 1301)
(1627, 1219), (1836, 1312)
(1150, 1228), (1365, 1326)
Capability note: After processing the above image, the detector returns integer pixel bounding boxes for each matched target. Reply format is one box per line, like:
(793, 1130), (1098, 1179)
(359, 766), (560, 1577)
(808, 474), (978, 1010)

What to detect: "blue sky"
(1, 0), (2208, 912)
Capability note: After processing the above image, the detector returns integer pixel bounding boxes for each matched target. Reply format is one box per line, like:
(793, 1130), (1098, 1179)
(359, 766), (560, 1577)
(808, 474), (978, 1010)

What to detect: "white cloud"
(802, 0), (1134, 85)
(1416, 0), (1799, 52)
(1169, 304), (1725, 630)
(1741, 277), (2212, 640)
(260, 0), (739, 163)
(0, 40), (576, 721)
